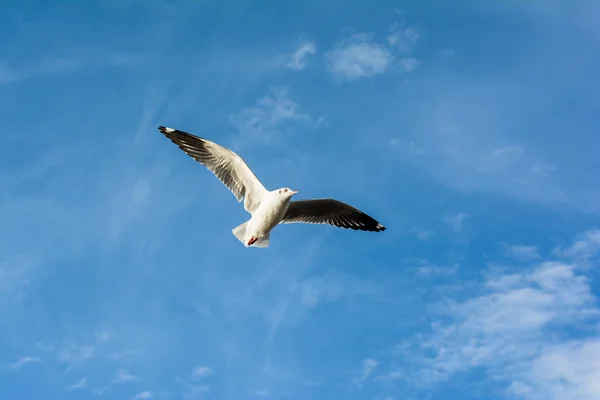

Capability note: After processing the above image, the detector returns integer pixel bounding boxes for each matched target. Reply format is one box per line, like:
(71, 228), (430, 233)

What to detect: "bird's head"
(277, 187), (298, 199)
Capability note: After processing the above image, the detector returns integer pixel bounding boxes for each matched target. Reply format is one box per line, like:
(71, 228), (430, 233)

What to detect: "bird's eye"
(284, 188), (288, 192)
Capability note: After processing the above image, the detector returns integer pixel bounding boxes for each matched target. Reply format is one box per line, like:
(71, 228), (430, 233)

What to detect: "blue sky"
(2, 1), (600, 399)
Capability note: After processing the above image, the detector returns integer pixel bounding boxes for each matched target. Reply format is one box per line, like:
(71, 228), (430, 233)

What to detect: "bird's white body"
(232, 190), (293, 247)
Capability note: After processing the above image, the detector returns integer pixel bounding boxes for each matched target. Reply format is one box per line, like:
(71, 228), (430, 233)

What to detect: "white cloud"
(251, 389), (272, 397)
(554, 229), (600, 262)
(444, 212), (468, 233)
(7, 356), (41, 370)
(506, 245), (540, 261)
(386, 24), (421, 54)
(386, 24), (422, 73)
(478, 146), (525, 172)
(325, 19), (422, 80)
(66, 378), (87, 391)
(0, 254), (39, 307)
(286, 41), (316, 70)
(354, 358), (378, 387)
(507, 339), (600, 400)
(0, 50), (149, 84)
(411, 262), (458, 277)
(192, 365), (214, 379)
(229, 88), (319, 145)
(390, 139), (426, 155)
(262, 269), (383, 344)
(325, 33), (392, 80)
(398, 259), (600, 400)
(114, 368), (138, 383)
(132, 391), (153, 400)
(398, 57), (421, 72)
(106, 349), (137, 360)
(177, 366), (214, 398)
(182, 384), (210, 399)
(57, 343), (95, 366)
(409, 226), (433, 241)
(95, 331), (115, 343)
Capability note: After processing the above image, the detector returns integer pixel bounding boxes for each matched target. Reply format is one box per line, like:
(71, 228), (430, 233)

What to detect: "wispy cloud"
(395, 256), (600, 399)
(478, 145), (525, 172)
(132, 391), (153, 400)
(114, 368), (138, 384)
(261, 268), (386, 344)
(107, 349), (137, 360)
(57, 343), (95, 368)
(229, 88), (321, 146)
(554, 229), (600, 262)
(398, 56), (421, 72)
(386, 24), (421, 54)
(177, 365), (214, 398)
(66, 377), (87, 391)
(286, 41), (317, 70)
(95, 331), (116, 343)
(6, 356), (41, 370)
(407, 260), (458, 277)
(505, 244), (541, 261)
(0, 254), (40, 308)
(325, 33), (393, 80)
(381, 25), (598, 212)
(444, 212), (468, 233)
(182, 384), (210, 399)
(325, 18), (422, 80)
(191, 365), (214, 379)
(354, 358), (378, 387)
(251, 389), (272, 397)
(29, 331), (138, 384)
(409, 226), (433, 241)
(387, 23), (422, 72)
(506, 339), (600, 400)
(0, 49), (150, 85)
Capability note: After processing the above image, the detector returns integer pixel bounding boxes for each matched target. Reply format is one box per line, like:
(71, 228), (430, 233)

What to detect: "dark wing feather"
(281, 199), (386, 232)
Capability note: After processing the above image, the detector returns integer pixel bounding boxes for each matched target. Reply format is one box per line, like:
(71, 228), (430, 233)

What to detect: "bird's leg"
(247, 236), (258, 246)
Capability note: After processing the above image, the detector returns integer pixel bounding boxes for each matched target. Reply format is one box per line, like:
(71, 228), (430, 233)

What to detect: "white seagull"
(159, 126), (386, 248)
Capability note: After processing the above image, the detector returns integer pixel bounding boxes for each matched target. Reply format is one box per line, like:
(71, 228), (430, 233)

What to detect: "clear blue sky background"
(2, 1), (600, 400)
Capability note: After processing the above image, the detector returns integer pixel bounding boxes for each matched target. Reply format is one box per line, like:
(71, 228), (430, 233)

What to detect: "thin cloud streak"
(132, 391), (153, 400)
(65, 377), (87, 391)
(6, 356), (41, 370)
(286, 42), (317, 70)
(114, 368), (138, 384)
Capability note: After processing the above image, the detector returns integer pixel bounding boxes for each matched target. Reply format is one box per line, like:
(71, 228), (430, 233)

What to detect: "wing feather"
(159, 126), (267, 213)
(281, 199), (385, 232)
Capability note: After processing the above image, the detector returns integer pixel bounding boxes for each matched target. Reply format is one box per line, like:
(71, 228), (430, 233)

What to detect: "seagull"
(158, 126), (386, 248)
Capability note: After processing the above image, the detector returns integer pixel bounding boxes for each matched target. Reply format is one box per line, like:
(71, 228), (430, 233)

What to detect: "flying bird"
(158, 126), (386, 248)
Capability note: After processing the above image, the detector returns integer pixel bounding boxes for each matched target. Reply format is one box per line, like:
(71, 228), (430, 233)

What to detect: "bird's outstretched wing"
(280, 199), (386, 232)
(159, 126), (268, 214)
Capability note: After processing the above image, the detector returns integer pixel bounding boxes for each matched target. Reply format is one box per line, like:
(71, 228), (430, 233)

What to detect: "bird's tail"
(232, 222), (270, 248)
(253, 233), (270, 248)
(232, 221), (248, 244)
